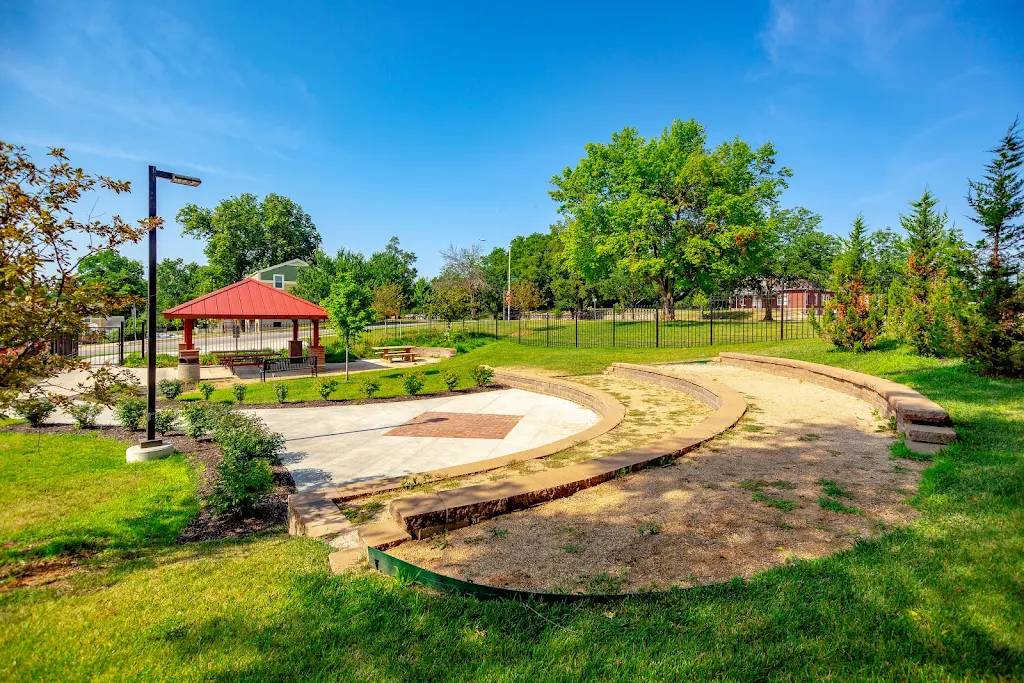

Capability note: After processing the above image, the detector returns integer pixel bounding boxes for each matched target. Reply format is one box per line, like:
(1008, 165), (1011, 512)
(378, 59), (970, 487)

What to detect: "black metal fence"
(59, 300), (820, 366)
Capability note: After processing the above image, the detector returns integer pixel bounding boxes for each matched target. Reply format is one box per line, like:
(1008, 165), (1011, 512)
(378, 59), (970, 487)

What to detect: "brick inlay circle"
(384, 412), (524, 439)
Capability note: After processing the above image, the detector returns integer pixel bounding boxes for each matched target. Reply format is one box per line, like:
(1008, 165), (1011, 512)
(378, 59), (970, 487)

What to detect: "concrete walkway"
(246, 389), (599, 491)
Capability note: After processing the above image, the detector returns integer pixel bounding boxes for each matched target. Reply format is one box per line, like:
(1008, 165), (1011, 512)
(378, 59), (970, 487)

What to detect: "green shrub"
(212, 413), (284, 460)
(471, 365), (494, 386)
(209, 456), (274, 516)
(441, 370), (459, 391)
(313, 378), (339, 400)
(198, 382), (215, 401)
(123, 352), (178, 368)
(199, 353), (219, 366)
(361, 378), (380, 398)
(274, 384), (289, 404)
(403, 372), (425, 395)
(157, 378), (184, 400)
(232, 384), (248, 404)
(181, 402), (231, 440)
(114, 396), (146, 431)
(13, 397), (55, 427)
(67, 402), (103, 429)
(154, 408), (178, 436)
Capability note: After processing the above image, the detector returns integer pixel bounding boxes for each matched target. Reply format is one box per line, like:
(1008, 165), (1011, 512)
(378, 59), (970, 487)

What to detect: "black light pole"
(142, 166), (201, 447)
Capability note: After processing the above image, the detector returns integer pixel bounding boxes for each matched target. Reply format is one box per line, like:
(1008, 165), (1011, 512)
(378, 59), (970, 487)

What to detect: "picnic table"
(212, 350), (280, 370)
(372, 345), (417, 363)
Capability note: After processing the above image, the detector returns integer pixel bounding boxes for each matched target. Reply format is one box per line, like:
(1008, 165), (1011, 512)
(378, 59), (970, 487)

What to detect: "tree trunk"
(762, 298), (774, 322)
(659, 281), (676, 321)
(345, 344), (349, 381)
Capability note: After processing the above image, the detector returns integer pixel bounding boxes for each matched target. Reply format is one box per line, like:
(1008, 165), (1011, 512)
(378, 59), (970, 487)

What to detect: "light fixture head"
(169, 173), (202, 187)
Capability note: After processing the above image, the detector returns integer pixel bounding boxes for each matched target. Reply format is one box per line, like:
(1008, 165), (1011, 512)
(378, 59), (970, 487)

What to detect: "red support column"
(313, 319), (320, 347)
(183, 319), (194, 350)
(292, 319), (299, 340)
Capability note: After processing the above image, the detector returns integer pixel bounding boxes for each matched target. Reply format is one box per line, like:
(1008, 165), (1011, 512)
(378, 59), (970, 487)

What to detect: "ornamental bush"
(471, 365), (494, 386)
(157, 378), (185, 400)
(181, 402), (231, 440)
(198, 382), (215, 401)
(209, 455), (274, 516)
(114, 396), (146, 431)
(67, 402), (103, 429)
(402, 372), (425, 395)
(313, 378), (339, 400)
(232, 384), (247, 404)
(274, 383), (289, 404)
(360, 378), (380, 398)
(13, 397), (55, 427)
(154, 408), (178, 436)
(441, 370), (459, 392)
(212, 413), (284, 460)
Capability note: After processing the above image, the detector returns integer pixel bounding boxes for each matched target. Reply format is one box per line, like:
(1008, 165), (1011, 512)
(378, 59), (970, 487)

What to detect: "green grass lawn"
(3, 339), (1023, 680)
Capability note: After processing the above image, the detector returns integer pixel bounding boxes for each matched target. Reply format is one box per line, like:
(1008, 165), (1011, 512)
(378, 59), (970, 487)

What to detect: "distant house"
(246, 259), (308, 293)
(732, 279), (830, 311)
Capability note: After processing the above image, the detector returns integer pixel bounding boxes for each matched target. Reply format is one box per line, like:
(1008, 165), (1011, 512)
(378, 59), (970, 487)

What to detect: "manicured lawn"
(3, 340), (1023, 680)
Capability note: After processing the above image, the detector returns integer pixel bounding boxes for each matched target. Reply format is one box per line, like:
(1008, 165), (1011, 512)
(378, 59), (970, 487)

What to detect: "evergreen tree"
(963, 117), (1024, 376)
(887, 189), (968, 357)
(811, 215), (885, 351)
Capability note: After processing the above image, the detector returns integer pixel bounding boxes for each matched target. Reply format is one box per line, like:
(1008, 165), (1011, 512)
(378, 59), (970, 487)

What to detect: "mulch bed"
(238, 384), (505, 409)
(1, 423), (294, 544)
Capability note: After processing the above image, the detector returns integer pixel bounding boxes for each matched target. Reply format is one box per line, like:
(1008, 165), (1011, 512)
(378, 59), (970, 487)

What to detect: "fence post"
(612, 308), (616, 347)
(780, 294), (785, 340)
(655, 309), (659, 348)
(709, 306), (714, 346)
(118, 322), (124, 365)
(575, 312), (579, 348)
(546, 313), (550, 347)
(518, 314), (521, 342)
(141, 321), (145, 359)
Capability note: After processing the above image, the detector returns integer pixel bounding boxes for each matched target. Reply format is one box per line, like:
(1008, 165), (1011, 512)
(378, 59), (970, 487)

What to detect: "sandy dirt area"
(336, 371), (713, 525)
(388, 362), (927, 594)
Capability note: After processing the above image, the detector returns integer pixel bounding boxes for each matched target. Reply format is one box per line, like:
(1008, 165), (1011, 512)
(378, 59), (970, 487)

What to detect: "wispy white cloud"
(760, 0), (945, 74)
(0, 1), (310, 157)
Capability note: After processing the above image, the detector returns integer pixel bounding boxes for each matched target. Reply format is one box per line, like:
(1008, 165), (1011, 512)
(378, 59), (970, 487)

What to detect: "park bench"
(261, 355), (319, 382)
(372, 346), (417, 363)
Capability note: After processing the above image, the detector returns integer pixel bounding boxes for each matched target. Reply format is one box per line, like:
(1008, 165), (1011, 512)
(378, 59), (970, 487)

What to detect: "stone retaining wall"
(717, 352), (955, 454)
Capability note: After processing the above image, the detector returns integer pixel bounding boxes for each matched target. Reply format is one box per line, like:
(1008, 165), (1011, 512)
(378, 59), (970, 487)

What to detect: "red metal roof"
(163, 278), (328, 320)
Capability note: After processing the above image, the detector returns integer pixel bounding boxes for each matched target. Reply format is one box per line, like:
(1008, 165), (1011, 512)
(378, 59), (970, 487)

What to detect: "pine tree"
(963, 118), (1024, 376)
(811, 215), (885, 351)
(887, 189), (967, 357)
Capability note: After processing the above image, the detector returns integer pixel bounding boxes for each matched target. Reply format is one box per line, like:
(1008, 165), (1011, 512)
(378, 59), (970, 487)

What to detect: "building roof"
(163, 278), (328, 320)
(245, 258), (309, 279)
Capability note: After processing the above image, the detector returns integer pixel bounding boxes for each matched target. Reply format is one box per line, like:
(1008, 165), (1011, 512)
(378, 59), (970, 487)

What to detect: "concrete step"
(902, 422), (956, 445)
(328, 548), (364, 574)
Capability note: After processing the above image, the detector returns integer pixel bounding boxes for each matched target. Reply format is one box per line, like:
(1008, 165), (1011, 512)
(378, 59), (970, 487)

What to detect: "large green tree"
(550, 118), (790, 319)
(293, 248), (366, 305)
(155, 258), (200, 324)
(77, 250), (145, 316)
(365, 237), (417, 299)
(178, 193), (320, 289)
(743, 207), (837, 321)
(963, 117), (1024, 376)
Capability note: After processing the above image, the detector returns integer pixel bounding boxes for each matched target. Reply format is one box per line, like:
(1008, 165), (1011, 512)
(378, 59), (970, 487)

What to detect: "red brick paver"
(384, 412), (523, 439)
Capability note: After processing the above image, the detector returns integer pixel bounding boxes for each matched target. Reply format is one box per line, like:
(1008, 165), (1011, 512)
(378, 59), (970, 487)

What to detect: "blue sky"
(2, 0), (1022, 276)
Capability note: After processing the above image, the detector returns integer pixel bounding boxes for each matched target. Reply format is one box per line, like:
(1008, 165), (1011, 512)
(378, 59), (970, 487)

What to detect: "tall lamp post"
(127, 166), (201, 463)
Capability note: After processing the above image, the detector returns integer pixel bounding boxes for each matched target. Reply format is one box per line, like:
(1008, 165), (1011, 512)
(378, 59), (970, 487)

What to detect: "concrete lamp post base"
(126, 440), (175, 463)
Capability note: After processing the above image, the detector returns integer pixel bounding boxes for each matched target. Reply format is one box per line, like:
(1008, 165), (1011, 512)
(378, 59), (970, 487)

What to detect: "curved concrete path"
(248, 389), (600, 491)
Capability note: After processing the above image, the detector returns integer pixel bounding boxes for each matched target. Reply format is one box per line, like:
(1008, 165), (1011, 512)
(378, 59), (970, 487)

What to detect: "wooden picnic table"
(371, 345), (417, 363)
(212, 350), (280, 369)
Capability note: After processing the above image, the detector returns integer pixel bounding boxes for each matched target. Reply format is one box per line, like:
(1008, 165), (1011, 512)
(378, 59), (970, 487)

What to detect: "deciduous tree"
(0, 143), (152, 408)
(429, 275), (471, 336)
(551, 119), (790, 319)
(178, 193), (320, 289)
(324, 270), (374, 380)
(78, 250), (146, 316)
(372, 282), (406, 319)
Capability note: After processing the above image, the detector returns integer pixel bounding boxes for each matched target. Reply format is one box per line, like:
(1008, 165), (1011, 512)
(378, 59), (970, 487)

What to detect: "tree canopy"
(551, 118), (790, 318)
(78, 249), (146, 316)
(177, 193), (320, 290)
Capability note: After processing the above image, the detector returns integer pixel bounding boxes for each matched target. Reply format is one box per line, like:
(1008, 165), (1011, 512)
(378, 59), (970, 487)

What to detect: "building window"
(273, 274), (284, 289)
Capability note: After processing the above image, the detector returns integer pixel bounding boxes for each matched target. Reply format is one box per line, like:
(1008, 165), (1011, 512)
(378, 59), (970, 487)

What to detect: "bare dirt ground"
(335, 371), (713, 526)
(388, 362), (927, 594)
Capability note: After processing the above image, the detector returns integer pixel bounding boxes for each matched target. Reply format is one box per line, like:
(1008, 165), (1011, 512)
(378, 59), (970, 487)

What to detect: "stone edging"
(716, 352), (955, 453)
(373, 363), (746, 544)
(287, 368), (626, 541)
